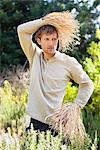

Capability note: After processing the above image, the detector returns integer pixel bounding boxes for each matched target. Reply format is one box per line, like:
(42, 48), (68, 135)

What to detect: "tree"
(0, 0), (99, 71)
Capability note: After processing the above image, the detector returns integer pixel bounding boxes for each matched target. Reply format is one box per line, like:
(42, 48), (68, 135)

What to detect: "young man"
(17, 12), (94, 137)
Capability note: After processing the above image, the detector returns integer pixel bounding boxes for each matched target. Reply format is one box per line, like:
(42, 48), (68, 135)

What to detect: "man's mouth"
(47, 48), (54, 50)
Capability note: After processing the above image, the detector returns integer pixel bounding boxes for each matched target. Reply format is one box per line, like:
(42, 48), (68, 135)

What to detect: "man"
(17, 12), (94, 138)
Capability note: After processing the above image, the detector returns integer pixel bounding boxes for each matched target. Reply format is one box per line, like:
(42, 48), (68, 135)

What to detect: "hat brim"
(35, 11), (80, 51)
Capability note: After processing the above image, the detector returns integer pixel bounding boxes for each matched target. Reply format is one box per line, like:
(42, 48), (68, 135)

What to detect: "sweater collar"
(41, 50), (59, 62)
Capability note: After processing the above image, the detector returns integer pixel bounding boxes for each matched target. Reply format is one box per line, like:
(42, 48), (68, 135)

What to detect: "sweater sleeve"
(68, 57), (94, 108)
(17, 18), (44, 65)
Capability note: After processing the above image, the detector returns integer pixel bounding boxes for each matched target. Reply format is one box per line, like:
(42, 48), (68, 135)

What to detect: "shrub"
(0, 80), (28, 129)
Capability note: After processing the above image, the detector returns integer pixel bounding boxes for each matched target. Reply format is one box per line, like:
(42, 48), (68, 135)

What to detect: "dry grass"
(48, 103), (87, 146)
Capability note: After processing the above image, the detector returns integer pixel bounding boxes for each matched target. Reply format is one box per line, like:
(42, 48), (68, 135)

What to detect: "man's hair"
(34, 25), (58, 40)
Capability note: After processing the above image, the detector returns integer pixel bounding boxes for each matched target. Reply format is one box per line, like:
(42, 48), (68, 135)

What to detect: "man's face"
(37, 32), (58, 54)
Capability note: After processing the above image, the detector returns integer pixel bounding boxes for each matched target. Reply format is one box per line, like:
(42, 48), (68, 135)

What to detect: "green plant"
(83, 41), (100, 111)
(82, 37), (100, 148)
(0, 128), (96, 150)
(63, 82), (78, 104)
(0, 80), (28, 129)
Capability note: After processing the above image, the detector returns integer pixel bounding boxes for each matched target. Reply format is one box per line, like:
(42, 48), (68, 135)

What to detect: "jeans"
(24, 118), (68, 148)
(26, 118), (58, 137)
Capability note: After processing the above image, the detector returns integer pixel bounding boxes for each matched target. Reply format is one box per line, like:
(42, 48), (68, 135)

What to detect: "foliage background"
(0, 0), (100, 149)
(0, 0), (99, 71)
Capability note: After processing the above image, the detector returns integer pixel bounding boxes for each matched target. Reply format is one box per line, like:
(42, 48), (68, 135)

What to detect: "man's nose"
(48, 40), (54, 46)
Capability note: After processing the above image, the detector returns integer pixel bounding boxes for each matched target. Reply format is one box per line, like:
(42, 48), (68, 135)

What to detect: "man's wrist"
(74, 100), (84, 109)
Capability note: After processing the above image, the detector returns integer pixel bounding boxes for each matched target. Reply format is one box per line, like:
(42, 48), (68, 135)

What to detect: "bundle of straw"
(49, 103), (87, 145)
(43, 11), (80, 50)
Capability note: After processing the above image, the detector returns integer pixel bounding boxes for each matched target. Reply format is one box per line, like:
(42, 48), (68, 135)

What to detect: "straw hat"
(36, 11), (80, 51)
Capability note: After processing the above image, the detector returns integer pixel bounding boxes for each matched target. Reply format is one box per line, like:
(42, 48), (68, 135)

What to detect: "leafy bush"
(83, 41), (100, 111)
(63, 82), (78, 104)
(0, 80), (28, 129)
(82, 38), (100, 147)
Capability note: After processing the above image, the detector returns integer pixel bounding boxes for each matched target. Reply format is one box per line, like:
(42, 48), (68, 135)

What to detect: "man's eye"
(45, 38), (49, 40)
(53, 38), (57, 41)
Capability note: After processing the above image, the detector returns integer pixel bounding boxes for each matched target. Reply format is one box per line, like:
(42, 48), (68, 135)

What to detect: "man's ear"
(37, 38), (41, 45)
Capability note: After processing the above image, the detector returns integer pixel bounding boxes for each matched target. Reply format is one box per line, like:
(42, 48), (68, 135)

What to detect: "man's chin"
(46, 49), (56, 54)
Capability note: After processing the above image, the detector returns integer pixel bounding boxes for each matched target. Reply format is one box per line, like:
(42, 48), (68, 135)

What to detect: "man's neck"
(43, 52), (56, 61)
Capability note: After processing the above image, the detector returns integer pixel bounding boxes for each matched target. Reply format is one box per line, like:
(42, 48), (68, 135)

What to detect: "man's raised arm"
(17, 18), (44, 65)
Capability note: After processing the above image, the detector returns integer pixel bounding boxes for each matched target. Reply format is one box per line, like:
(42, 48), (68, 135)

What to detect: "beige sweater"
(17, 19), (94, 124)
